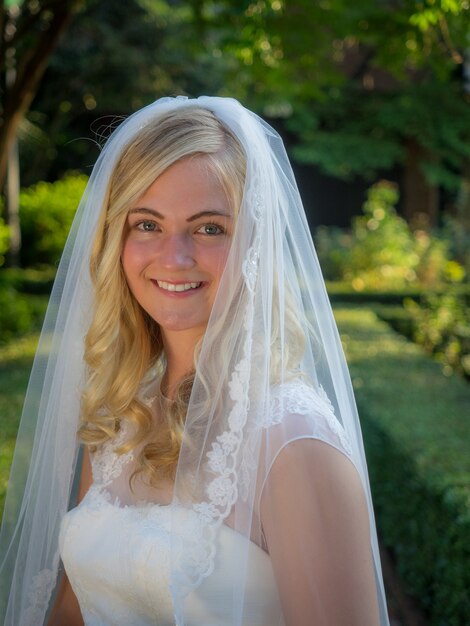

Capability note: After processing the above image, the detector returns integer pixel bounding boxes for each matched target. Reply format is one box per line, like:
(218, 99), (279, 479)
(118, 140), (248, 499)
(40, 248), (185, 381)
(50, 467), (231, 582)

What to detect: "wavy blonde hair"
(79, 106), (307, 488)
(79, 108), (246, 482)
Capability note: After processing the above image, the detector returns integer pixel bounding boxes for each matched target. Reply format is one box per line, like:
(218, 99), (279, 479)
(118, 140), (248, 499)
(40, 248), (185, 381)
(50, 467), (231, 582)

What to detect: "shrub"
(442, 211), (470, 280)
(404, 293), (470, 378)
(18, 173), (88, 267)
(0, 287), (48, 343)
(316, 180), (465, 291)
(334, 305), (470, 625)
(0, 266), (56, 294)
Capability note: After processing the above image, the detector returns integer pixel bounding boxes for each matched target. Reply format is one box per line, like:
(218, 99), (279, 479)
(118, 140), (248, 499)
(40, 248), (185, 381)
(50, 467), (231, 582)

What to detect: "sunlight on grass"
(0, 333), (40, 363)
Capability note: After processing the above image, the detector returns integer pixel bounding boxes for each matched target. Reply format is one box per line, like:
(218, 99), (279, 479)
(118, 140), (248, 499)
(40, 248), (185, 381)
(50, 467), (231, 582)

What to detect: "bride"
(0, 96), (389, 625)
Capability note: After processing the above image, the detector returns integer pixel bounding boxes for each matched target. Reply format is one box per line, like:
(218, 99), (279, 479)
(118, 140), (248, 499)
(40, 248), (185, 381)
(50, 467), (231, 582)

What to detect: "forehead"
(131, 156), (232, 217)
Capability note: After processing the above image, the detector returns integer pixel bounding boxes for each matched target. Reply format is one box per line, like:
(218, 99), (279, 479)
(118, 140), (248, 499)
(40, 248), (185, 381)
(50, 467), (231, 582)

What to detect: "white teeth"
(157, 280), (201, 292)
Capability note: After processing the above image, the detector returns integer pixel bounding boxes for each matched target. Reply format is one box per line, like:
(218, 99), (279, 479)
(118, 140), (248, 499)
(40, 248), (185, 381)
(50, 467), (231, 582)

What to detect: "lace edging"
(21, 554), (59, 626)
(91, 425), (134, 487)
(170, 191), (263, 621)
(265, 380), (352, 457)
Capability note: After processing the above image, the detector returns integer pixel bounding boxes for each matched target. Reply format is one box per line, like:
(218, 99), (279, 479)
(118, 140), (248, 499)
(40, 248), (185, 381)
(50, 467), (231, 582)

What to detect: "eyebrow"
(128, 208), (232, 222)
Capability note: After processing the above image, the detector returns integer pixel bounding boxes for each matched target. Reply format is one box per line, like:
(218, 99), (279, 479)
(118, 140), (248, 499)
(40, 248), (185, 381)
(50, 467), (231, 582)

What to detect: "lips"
(154, 280), (202, 292)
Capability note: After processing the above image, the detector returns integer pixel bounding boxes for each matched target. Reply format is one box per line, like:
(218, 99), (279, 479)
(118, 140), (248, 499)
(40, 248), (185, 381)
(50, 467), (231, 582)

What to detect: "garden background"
(0, 1), (469, 625)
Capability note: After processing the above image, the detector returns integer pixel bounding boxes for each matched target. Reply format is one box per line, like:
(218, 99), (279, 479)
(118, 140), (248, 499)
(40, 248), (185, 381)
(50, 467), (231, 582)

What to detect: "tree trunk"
(402, 138), (439, 229)
(0, 1), (82, 187)
(3, 57), (20, 267)
(5, 131), (20, 266)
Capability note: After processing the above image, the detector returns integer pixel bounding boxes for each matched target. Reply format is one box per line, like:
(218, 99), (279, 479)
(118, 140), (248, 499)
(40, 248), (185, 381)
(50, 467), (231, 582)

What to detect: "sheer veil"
(0, 96), (390, 625)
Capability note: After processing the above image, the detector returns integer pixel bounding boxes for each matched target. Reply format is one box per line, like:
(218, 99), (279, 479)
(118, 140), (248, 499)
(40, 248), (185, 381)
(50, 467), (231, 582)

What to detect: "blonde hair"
(79, 107), (246, 484)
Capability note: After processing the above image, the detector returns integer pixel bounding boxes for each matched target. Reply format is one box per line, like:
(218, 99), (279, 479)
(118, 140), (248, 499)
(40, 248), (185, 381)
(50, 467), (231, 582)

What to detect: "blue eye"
(137, 220), (157, 232)
(199, 224), (223, 235)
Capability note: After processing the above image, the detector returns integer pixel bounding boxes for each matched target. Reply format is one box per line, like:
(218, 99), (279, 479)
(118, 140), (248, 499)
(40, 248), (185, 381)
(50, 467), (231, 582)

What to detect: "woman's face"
(122, 156), (234, 341)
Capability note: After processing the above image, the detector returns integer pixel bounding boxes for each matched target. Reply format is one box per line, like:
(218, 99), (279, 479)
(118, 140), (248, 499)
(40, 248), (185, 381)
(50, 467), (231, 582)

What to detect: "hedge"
(0, 267), (56, 295)
(334, 305), (470, 626)
(0, 268), (53, 343)
(17, 173), (88, 267)
(0, 287), (48, 343)
(372, 301), (470, 379)
(325, 280), (470, 305)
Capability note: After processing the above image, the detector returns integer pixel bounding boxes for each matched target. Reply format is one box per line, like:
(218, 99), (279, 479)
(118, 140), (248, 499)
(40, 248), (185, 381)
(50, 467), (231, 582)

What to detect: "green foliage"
(334, 305), (470, 624)
(19, 173), (88, 266)
(27, 0), (231, 182)
(316, 180), (465, 290)
(289, 82), (470, 188)
(288, 92), (407, 180)
(0, 288), (32, 341)
(404, 293), (470, 377)
(0, 268), (51, 343)
(347, 182), (419, 289)
(0, 334), (39, 522)
(0, 287), (48, 343)
(324, 281), (466, 304)
(0, 217), (10, 267)
(442, 209), (470, 279)
(29, 0), (470, 190)
(0, 266), (55, 294)
(374, 298), (470, 378)
(372, 304), (416, 339)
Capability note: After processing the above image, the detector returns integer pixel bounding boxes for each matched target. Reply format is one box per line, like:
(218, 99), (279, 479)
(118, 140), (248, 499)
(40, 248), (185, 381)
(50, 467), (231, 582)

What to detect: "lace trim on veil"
(169, 190), (263, 620)
(20, 562), (60, 626)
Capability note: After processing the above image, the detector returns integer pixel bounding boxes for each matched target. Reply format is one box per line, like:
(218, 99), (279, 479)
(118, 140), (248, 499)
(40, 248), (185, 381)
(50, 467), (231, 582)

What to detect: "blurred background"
(0, 1), (469, 625)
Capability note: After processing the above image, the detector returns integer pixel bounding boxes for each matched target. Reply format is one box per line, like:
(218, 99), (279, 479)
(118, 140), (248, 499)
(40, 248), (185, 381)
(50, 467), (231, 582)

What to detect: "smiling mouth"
(155, 280), (202, 292)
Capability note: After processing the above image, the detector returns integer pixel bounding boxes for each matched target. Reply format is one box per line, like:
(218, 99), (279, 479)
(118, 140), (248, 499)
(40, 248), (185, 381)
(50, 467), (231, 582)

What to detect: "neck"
(160, 328), (202, 398)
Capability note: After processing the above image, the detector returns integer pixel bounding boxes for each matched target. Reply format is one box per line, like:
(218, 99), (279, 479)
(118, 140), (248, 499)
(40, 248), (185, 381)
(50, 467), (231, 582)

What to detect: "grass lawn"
(333, 304), (469, 480)
(0, 335), (39, 521)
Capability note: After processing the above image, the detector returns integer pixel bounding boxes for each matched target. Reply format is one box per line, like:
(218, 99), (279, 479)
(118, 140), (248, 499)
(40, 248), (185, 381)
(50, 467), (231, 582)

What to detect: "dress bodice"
(59, 481), (283, 626)
(58, 380), (351, 625)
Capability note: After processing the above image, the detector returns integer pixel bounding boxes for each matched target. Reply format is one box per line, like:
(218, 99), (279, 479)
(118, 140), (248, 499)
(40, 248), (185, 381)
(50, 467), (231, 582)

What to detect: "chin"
(153, 314), (208, 335)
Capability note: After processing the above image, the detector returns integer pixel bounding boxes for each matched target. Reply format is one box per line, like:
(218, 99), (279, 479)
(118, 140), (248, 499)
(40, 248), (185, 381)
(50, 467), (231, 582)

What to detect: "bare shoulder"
(268, 437), (364, 499)
(260, 439), (380, 626)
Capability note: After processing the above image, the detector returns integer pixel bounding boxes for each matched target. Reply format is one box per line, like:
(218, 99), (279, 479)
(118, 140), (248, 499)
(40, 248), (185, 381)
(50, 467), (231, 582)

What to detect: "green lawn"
(333, 304), (469, 481)
(0, 335), (39, 520)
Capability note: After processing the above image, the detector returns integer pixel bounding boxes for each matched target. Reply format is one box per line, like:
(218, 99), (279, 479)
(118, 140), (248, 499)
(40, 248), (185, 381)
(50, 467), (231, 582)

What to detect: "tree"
(177, 0), (470, 224)
(0, 0), (86, 264)
(27, 0), (470, 225)
(0, 0), (85, 185)
(278, 1), (470, 225)
(24, 0), (225, 183)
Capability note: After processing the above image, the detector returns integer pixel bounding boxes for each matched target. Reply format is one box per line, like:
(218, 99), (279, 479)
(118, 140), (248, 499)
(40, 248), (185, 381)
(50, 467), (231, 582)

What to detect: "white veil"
(0, 96), (389, 625)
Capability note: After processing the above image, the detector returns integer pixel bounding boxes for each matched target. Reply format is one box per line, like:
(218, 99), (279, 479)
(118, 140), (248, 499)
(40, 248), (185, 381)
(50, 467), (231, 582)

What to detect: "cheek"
(204, 244), (231, 280)
(121, 239), (146, 280)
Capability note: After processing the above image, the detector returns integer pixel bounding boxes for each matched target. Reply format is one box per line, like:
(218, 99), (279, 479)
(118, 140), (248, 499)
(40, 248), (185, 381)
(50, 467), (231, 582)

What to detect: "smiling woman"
(122, 157), (234, 344)
(0, 97), (390, 626)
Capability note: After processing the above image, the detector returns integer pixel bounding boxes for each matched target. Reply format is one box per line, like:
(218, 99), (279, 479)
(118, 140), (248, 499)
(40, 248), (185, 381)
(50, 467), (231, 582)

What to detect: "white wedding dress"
(59, 491), (283, 625)
(59, 381), (352, 626)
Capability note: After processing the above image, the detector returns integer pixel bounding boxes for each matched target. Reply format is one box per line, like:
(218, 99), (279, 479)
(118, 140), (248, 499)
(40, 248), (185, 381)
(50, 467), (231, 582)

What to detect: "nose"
(157, 233), (196, 270)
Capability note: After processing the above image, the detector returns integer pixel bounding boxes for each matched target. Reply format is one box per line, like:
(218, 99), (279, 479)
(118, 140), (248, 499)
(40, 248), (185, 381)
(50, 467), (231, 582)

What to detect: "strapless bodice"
(59, 486), (283, 625)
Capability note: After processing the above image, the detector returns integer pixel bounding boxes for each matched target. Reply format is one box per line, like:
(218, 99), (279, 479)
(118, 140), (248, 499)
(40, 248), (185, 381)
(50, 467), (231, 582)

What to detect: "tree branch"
(0, 0), (84, 185)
